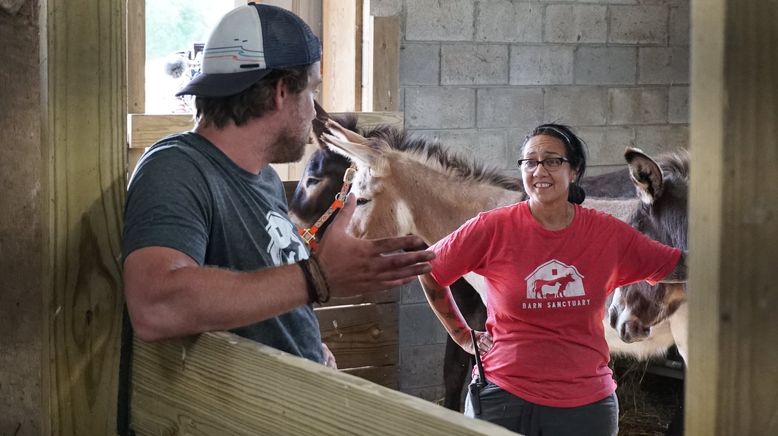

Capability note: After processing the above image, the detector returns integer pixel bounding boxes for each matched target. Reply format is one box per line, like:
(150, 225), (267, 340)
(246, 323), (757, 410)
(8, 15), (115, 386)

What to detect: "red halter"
(298, 162), (357, 252)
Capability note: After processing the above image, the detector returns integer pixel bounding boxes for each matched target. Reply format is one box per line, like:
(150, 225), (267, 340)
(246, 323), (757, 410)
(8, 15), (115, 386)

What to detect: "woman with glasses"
(418, 123), (686, 436)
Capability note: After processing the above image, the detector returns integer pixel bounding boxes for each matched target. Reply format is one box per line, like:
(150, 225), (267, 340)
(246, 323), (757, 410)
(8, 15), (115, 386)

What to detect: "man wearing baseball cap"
(122, 3), (433, 367)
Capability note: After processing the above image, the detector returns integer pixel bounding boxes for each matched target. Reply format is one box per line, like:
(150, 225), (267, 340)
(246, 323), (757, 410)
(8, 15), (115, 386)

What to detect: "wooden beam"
(127, 112), (403, 150)
(127, 0), (144, 114)
(321, 0), (358, 111)
(41, 0), (127, 434)
(128, 112), (404, 180)
(131, 332), (514, 435)
(372, 16), (400, 112)
(687, 0), (778, 434)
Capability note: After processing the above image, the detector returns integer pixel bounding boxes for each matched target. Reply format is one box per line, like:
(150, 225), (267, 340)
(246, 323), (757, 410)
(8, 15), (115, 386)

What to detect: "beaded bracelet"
(299, 257), (331, 304)
(307, 255), (331, 303)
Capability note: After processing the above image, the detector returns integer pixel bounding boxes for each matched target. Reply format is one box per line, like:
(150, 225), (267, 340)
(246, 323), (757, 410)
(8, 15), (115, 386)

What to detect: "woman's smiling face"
(520, 134), (577, 205)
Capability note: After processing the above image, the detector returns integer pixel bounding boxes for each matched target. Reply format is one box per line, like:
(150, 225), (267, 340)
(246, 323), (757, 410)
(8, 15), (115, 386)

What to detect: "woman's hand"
(459, 329), (493, 356)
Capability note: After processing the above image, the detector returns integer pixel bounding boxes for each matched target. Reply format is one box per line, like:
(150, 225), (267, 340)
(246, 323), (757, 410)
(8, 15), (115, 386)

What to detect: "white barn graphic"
(525, 260), (585, 299)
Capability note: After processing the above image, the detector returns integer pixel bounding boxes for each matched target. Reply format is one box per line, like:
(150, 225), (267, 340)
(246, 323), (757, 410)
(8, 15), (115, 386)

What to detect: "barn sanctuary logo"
(522, 259), (591, 310)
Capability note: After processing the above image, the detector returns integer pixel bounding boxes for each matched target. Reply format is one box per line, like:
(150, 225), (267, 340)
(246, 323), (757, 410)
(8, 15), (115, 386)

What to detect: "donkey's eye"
(356, 198), (371, 206)
(305, 177), (321, 188)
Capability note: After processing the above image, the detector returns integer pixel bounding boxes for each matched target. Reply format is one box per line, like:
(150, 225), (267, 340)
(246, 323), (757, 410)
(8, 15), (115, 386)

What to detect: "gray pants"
(464, 381), (618, 436)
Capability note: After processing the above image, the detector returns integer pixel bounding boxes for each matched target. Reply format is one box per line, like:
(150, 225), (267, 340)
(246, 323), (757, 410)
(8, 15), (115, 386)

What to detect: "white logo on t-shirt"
(525, 260), (585, 299)
(265, 211), (307, 265)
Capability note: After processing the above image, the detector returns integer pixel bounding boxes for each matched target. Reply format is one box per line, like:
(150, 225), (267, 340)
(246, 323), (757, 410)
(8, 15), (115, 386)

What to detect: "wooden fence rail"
(131, 332), (515, 435)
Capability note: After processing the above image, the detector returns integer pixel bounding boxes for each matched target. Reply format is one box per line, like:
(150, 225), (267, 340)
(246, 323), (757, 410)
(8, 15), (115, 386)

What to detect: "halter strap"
(298, 162), (357, 252)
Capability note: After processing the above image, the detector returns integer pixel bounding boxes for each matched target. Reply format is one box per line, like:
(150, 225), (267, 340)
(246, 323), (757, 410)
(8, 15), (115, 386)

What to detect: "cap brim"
(175, 69), (273, 97)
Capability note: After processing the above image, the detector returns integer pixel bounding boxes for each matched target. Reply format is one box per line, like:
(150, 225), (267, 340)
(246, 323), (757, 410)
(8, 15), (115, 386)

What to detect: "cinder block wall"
(372, 0), (690, 403)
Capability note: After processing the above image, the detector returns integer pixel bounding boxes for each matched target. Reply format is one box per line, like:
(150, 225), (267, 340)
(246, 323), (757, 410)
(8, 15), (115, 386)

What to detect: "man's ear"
(274, 78), (288, 110)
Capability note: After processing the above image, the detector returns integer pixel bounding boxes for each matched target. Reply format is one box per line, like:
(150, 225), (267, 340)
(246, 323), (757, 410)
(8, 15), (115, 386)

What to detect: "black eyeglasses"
(517, 157), (569, 171)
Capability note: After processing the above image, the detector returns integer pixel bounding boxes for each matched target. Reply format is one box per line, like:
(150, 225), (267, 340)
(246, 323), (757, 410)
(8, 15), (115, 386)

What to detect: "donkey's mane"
(360, 124), (522, 191)
(656, 149), (690, 179)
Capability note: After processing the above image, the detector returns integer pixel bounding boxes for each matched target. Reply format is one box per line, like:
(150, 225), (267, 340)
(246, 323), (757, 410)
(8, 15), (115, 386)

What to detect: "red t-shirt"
(429, 201), (681, 408)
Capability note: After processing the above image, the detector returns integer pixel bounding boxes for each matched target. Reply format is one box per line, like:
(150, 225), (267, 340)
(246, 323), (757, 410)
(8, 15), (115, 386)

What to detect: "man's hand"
(315, 194), (434, 298)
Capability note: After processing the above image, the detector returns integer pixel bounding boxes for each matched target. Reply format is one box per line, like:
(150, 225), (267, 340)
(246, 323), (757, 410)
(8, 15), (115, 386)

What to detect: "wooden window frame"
(127, 0), (399, 181)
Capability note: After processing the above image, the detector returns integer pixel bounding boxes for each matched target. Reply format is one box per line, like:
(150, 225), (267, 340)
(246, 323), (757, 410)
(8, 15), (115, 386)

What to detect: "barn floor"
(613, 355), (685, 436)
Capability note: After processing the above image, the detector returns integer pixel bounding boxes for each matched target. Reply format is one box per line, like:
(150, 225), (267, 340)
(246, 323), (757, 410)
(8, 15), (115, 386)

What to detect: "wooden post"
(372, 16), (400, 112)
(41, 0), (127, 434)
(127, 0), (145, 179)
(321, 0), (358, 111)
(687, 0), (778, 434)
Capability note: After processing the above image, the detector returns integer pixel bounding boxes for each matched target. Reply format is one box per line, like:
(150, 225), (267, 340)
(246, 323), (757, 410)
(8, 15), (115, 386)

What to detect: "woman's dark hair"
(521, 123), (588, 204)
(194, 64), (312, 129)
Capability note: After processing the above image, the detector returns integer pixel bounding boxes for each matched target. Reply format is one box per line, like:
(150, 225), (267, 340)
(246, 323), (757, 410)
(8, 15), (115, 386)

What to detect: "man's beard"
(269, 127), (309, 164)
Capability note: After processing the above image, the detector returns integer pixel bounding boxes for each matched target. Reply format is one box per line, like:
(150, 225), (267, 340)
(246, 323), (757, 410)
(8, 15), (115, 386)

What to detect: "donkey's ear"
(625, 147), (663, 204)
(320, 132), (388, 175)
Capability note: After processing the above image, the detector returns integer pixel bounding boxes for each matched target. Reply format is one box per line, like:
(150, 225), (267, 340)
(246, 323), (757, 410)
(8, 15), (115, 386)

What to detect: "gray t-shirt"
(123, 132), (323, 363)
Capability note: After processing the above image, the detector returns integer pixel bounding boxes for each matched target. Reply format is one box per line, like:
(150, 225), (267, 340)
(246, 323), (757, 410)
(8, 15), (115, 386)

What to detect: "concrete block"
(475, 0), (542, 43)
(588, 164), (627, 177)
(609, 87), (668, 125)
(670, 4), (690, 46)
(412, 128), (509, 171)
(441, 44), (509, 85)
(405, 87), (476, 129)
(669, 85), (689, 124)
(399, 343), (446, 390)
(401, 43), (440, 86)
(400, 280), (427, 304)
(477, 87), (544, 129)
(539, 0), (636, 3)
(400, 303), (448, 347)
(574, 46), (636, 85)
(609, 5), (668, 45)
(577, 126), (636, 166)
(639, 47), (690, 85)
(545, 4), (607, 43)
(406, 0), (474, 41)
(371, 0), (403, 17)
(510, 45), (574, 85)
(544, 86), (608, 126)
(635, 125), (689, 155)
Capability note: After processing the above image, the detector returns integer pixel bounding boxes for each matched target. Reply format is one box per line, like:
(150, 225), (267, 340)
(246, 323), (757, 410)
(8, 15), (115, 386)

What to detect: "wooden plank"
(128, 147), (146, 178)
(130, 332), (514, 435)
(128, 113), (193, 149)
(372, 16), (400, 111)
(687, 0), (778, 435)
(319, 287), (401, 306)
(128, 112), (404, 149)
(342, 365), (398, 389)
(41, 0), (127, 434)
(316, 302), (398, 369)
(321, 0), (357, 111)
(130, 112), (403, 182)
(354, 0), (363, 111)
(127, 0), (144, 114)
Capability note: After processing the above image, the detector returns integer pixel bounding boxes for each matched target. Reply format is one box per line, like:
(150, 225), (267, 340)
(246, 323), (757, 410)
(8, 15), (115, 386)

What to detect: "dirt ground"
(613, 355), (685, 436)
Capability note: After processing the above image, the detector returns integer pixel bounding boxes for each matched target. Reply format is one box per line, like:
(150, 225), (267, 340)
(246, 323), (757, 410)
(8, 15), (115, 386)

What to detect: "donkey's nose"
(620, 320), (651, 342)
(608, 307), (619, 329)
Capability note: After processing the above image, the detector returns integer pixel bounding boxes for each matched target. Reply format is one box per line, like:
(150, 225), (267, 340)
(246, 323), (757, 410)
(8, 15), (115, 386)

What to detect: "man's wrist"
(299, 257), (330, 304)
